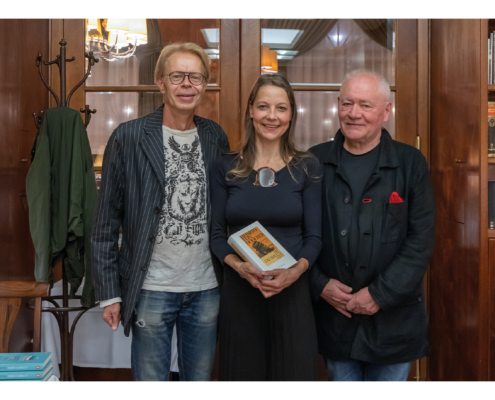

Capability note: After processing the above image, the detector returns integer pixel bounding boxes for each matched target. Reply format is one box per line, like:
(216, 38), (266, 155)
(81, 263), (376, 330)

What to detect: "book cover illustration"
(240, 226), (284, 267)
(228, 221), (297, 273)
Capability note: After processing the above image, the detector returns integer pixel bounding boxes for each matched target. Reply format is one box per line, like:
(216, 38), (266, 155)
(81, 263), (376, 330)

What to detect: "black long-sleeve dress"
(210, 154), (322, 381)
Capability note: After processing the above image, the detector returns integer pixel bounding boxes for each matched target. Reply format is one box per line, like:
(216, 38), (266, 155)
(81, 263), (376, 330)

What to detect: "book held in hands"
(228, 221), (297, 274)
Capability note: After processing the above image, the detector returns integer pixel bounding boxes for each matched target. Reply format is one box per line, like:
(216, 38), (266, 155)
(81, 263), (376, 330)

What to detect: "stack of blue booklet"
(0, 352), (53, 381)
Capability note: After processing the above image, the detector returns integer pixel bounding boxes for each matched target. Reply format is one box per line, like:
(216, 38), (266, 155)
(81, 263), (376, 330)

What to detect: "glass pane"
(293, 91), (395, 151)
(86, 19), (220, 86)
(86, 91), (219, 163)
(261, 19), (395, 86)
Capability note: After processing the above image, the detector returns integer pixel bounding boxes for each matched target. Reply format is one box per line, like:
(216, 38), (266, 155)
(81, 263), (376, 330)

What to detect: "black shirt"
(209, 154), (322, 268)
(340, 144), (380, 268)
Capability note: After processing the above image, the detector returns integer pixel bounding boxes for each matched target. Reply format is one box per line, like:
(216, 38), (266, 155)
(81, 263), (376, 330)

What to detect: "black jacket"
(91, 105), (230, 336)
(309, 129), (436, 364)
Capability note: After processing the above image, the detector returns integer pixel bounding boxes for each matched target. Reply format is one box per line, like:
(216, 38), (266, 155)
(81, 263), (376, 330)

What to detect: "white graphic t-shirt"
(142, 125), (217, 292)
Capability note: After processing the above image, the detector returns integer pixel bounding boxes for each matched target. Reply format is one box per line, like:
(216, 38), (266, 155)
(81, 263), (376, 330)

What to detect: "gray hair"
(340, 69), (391, 102)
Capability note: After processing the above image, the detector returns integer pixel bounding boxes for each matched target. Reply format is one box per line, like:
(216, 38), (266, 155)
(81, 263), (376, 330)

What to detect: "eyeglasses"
(168, 71), (206, 86)
(254, 167), (278, 187)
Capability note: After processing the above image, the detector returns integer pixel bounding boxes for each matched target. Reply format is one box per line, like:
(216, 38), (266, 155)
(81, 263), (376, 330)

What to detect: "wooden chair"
(0, 281), (50, 353)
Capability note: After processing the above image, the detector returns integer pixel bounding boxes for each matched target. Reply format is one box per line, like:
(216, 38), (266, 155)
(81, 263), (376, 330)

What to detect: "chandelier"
(85, 19), (148, 62)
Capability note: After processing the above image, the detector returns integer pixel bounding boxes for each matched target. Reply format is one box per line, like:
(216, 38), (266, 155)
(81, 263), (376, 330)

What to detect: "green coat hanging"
(26, 107), (97, 308)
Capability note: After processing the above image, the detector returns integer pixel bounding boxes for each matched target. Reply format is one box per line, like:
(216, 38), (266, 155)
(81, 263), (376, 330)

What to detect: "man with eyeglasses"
(92, 43), (230, 381)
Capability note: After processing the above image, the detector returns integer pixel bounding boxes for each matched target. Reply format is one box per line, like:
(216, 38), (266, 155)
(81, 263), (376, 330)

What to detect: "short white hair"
(340, 69), (391, 102)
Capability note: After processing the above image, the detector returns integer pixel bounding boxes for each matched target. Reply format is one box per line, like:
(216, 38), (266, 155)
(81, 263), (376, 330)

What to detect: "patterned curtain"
(353, 19), (394, 50)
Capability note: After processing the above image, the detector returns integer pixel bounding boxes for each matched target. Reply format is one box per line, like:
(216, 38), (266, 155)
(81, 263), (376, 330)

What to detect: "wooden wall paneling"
(430, 20), (481, 225)
(219, 19), (241, 149)
(0, 19), (50, 352)
(417, 19), (430, 162)
(50, 19), (86, 112)
(479, 19), (489, 381)
(429, 217), (480, 380)
(416, 19), (430, 381)
(395, 19), (417, 148)
(240, 19), (261, 148)
(429, 19), (483, 380)
(489, 239), (495, 380)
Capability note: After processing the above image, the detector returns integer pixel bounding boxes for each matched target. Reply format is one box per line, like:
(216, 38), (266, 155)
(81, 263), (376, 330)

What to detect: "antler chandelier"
(85, 19), (148, 62)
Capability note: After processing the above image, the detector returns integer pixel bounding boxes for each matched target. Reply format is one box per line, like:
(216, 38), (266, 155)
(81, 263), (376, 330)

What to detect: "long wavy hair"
(228, 74), (315, 182)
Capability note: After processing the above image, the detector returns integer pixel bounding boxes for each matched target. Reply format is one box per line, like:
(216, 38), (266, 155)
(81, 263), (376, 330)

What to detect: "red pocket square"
(389, 191), (404, 203)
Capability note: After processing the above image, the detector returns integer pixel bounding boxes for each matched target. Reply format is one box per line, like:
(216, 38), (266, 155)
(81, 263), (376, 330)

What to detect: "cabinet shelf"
(488, 158), (495, 164)
(488, 85), (495, 92)
(488, 229), (495, 238)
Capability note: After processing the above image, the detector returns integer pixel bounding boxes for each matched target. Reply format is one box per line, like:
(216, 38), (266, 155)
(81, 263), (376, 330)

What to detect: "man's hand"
(346, 287), (380, 315)
(103, 303), (121, 331)
(321, 279), (354, 318)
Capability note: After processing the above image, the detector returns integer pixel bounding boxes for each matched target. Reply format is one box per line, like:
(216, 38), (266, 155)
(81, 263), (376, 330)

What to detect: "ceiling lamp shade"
(270, 50), (278, 72)
(86, 19), (98, 30)
(261, 45), (272, 69)
(127, 19), (147, 39)
(86, 18), (146, 61)
(106, 19), (129, 34)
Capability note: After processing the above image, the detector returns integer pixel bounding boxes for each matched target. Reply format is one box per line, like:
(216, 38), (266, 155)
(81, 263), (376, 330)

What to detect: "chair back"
(0, 281), (50, 353)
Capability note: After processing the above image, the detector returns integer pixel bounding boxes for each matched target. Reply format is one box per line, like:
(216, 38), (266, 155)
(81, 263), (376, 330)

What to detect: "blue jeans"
(327, 359), (411, 381)
(131, 287), (220, 381)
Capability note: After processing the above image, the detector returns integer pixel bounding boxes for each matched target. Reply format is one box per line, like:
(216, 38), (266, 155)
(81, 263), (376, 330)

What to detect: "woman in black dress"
(210, 74), (322, 380)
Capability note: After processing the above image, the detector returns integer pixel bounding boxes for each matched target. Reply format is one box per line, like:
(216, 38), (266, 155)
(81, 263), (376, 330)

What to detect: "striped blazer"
(91, 105), (230, 336)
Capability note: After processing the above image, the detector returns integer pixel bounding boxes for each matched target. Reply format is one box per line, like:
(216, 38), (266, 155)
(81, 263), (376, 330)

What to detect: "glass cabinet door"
(260, 19), (397, 148)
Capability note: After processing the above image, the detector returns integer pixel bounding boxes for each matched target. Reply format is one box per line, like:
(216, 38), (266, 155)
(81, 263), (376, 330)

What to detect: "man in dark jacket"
(310, 70), (436, 381)
(91, 43), (230, 381)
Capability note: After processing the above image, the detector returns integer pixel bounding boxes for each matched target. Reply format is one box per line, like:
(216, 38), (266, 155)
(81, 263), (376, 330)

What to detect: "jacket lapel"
(140, 105), (166, 187)
(194, 115), (216, 176)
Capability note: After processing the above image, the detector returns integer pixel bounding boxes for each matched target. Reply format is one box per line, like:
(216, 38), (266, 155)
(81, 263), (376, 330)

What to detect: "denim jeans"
(327, 359), (411, 381)
(131, 287), (220, 381)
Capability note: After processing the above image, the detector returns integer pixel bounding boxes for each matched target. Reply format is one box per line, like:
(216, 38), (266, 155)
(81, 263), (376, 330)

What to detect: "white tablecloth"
(41, 279), (178, 378)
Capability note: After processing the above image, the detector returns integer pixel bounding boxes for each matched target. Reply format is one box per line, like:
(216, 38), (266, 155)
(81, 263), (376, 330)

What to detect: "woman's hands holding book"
(259, 258), (309, 298)
(237, 260), (265, 289)
(224, 255), (309, 298)
(225, 254), (264, 290)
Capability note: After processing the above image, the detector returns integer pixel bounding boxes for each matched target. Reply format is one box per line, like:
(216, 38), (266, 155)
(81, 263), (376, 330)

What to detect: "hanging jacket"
(26, 107), (97, 308)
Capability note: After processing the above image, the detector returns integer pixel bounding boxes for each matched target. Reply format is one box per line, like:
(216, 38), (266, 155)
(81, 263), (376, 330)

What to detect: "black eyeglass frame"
(167, 71), (206, 86)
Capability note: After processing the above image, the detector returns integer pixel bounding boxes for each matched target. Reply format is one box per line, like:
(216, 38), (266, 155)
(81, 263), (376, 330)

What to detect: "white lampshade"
(127, 19), (147, 39)
(106, 19), (129, 33)
(108, 31), (129, 49)
(127, 35), (147, 46)
(86, 19), (98, 30)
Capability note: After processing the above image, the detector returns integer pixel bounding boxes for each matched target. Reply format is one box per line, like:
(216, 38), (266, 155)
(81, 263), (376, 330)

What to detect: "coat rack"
(29, 38), (99, 381)
(33, 38), (98, 128)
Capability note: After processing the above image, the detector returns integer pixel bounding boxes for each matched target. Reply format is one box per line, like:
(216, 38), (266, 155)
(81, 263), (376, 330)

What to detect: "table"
(41, 279), (179, 379)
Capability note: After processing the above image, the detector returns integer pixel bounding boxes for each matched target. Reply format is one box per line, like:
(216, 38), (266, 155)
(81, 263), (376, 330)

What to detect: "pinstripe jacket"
(91, 105), (230, 336)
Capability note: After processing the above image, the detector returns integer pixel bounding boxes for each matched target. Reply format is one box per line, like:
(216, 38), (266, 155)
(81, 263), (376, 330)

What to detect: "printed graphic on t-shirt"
(156, 135), (207, 246)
